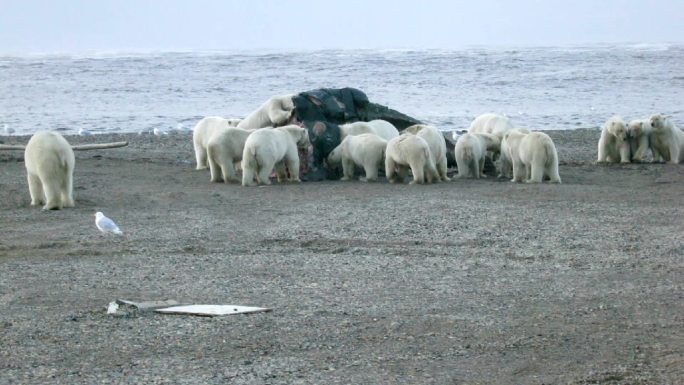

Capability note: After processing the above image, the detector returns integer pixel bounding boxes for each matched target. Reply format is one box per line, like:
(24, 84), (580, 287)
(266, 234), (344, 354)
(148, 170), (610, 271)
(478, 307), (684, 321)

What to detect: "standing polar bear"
(385, 134), (439, 184)
(518, 132), (561, 184)
(403, 124), (451, 181)
(597, 116), (630, 163)
(454, 133), (501, 178)
(192, 116), (242, 170)
(241, 125), (310, 186)
(327, 133), (387, 182)
(468, 113), (514, 138)
(649, 114), (684, 164)
(627, 119), (657, 162)
(206, 127), (256, 183)
(339, 119), (400, 141)
(24, 131), (75, 210)
(236, 94), (296, 129)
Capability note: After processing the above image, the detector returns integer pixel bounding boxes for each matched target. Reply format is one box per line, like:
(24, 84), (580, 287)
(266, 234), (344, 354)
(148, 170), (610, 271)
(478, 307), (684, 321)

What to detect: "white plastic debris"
(116, 299), (180, 310)
(154, 305), (271, 317)
(107, 301), (119, 314)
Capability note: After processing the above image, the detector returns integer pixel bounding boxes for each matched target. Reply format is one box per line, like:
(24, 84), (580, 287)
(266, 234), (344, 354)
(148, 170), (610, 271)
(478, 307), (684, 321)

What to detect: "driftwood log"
(0, 141), (128, 151)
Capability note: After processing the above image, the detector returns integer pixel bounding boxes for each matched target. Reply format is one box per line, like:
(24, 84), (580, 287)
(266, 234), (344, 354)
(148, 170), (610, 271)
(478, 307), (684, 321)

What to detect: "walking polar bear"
(339, 119), (399, 141)
(241, 125), (310, 186)
(24, 131), (75, 210)
(403, 124), (450, 181)
(206, 127), (256, 183)
(192, 116), (242, 170)
(454, 133), (501, 178)
(649, 114), (684, 164)
(597, 116), (630, 163)
(237, 94), (296, 129)
(327, 133), (387, 182)
(502, 129), (560, 183)
(627, 119), (657, 162)
(385, 134), (439, 184)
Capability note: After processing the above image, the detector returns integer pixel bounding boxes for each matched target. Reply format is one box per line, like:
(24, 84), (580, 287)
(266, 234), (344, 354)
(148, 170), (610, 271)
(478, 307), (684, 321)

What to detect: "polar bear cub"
(518, 132), (561, 184)
(206, 127), (256, 183)
(339, 120), (399, 141)
(597, 116), (630, 163)
(241, 125), (310, 186)
(328, 133), (387, 182)
(192, 116), (240, 170)
(24, 131), (75, 210)
(403, 124), (451, 181)
(454, 133), (500, 178)
(627, 119), (656, 162)
(237, 94), (296, 129)
(385, 134), (439, 184)
(649, 114), (684, 164)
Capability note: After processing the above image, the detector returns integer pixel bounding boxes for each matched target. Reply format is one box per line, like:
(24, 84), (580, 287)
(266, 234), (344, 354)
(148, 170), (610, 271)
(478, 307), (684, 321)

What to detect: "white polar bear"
(339, 119), (399, 141)
(327, 133), (387, 182)
(241, 125), (310, 186)
(627, 119), (658, 162)
(518, 132), (561, 183)
(24, 131), (75, 210)
(453, 133), (501, 178)
(500, 129), (531, 182)
(649, 114), (684, 164)
(597, 116), (630, 163)
(468, 113), (514, 138)
(192, 116), (242, 170)
(236, 94), (296, 129)
(206, 127), (256, 183)
(385, 133), (439, 184)
(403, 124), (451, 181)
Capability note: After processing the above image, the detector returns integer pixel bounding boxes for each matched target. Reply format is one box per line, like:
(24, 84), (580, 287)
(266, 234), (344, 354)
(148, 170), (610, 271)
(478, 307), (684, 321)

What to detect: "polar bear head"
(606, 117), (627, 142)
(627, 119), (649, 138)
(279, 124), (310, 149)
(649, 114), (672, 133)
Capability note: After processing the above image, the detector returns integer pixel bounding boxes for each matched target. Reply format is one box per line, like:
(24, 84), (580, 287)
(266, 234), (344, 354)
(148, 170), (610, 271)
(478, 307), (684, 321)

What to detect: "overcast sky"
(0, 0), (682, 53)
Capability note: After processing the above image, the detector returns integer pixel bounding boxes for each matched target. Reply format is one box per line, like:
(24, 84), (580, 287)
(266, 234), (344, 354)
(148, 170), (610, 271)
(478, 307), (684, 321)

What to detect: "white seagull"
(95, 212), (123, 235)
(78, 128), (93, 136)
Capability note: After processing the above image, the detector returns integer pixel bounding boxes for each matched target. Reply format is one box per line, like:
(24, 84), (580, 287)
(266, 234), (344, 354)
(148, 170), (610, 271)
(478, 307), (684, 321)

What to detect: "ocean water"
(1, 43), (683, 135)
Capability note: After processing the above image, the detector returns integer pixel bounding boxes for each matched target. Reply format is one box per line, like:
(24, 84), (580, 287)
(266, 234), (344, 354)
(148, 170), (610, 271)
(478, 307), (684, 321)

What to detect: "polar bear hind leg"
(27, 173), (44, 206)
(341, 159), (355, 181)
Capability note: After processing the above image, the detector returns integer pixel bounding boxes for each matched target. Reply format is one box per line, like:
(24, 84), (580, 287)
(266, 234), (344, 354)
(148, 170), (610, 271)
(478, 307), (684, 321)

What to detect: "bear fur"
(236, 94), (295, 129)
(500, 129), (531, 182)
(649, 114), (684, 164)
(241, 125), (310, 186)
(627, 119), (656, 162)
(385, 133), (439, 184)
(454, 133), (501, 179)
(192, 116), (239, 170)
(403, 124), (451, 181)
(518, 132), (561, 184)
(327, 133), (388, 182)
(339, 119), (399, 141)
(468, 113), (514, 138)
(597, 116), (630, 163)
(206, 127), (256, 183)
(24, 131), (75, 210)
(499, 128), (530, 178)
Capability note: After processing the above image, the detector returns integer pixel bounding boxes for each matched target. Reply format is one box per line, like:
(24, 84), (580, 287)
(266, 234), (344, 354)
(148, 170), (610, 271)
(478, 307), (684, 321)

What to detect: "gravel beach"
(1, 129), (682, 384)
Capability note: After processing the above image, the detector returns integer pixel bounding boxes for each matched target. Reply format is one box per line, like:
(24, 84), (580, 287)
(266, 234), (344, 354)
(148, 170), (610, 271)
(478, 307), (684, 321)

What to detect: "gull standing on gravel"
(78, 128), (93, 136)
(95, 212), (123, 235)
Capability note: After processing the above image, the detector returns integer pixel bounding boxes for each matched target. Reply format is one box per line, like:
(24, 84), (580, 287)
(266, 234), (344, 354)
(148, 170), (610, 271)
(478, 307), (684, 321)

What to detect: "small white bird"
(153, 127), (170, 136)
(78, 128), (93, 136)
(95, 211), (123, 235)
(3, 124), (14, 135)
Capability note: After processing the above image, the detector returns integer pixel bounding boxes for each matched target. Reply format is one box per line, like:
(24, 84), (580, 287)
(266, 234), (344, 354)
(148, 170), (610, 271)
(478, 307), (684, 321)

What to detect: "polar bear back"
(386, 134), (432, 166)
(207, 127), (255, 162)
(237, 94), (295, 129)
(193, 117), (232, 148)
(341, 133), (388, 166)
(468, 113), (514, 138)
(520, 132), (557, 165)
(25, 131), (75, 178)
(366, 120), (399, 140)
(340, 122), (374, 138)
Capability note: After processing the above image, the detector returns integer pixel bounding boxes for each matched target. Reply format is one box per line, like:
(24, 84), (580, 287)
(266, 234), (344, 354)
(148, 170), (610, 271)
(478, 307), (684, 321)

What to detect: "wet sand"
(1, 129), (683, 384)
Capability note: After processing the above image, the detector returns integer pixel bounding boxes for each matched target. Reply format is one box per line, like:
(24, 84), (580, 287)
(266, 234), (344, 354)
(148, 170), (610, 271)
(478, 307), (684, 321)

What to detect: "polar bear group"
(597, 114), (684, 164)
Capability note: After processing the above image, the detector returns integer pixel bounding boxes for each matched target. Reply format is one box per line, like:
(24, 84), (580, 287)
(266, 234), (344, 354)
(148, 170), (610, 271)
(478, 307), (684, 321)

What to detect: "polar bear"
(454, 133), (501, 178)
(327, 133), (387, 182)
(649, 114), (684, 164)
(403, 124), (451, 181)
(627, 119), (657, 162)
(206, 127), (256, 183)
(192, 116), (241, 170)
(241, 125), (310, 186)
(24, 131), (75, 210)
(500, 129), (531, 182)
(339, 119), (400, 141)
(518, 132), (561, 183)
(468, 113), (514, 138)
(597, 116), (630, 163)
(236, 94), (296, 129)
(385, 134), (439, 184)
